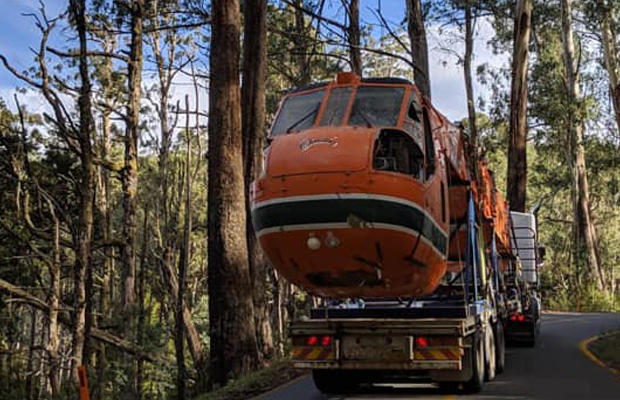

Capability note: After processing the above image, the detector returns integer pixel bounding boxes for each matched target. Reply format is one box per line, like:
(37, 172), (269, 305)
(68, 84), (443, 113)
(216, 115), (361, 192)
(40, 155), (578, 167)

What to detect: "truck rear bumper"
(290, 318), (473, 372)
(292, 360), (461, 370)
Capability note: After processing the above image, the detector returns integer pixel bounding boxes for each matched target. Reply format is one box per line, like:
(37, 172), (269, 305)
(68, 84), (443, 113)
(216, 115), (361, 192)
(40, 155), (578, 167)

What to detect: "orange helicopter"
(251, 72), (511, 298)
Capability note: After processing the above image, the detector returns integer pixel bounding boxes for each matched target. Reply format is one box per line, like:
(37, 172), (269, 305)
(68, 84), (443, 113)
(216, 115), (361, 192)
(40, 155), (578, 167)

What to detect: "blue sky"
(0, 0), (506, 120)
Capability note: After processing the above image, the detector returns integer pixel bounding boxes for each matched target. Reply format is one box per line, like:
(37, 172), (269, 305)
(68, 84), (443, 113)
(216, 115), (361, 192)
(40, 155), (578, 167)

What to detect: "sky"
(0, 0), (508, 122)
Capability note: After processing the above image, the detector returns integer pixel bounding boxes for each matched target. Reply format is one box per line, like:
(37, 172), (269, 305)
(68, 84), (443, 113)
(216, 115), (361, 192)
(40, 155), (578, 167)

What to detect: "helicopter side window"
(373, 130), (424, 180)
(319, 87), (352, 127)
(270, 89), (326, 136)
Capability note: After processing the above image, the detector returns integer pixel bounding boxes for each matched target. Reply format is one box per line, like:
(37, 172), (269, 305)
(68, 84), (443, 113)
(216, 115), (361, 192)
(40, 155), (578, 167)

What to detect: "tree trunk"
(121, 0), (144, 314)
(47, 206), (61, 396)
(95, 32), (115, 400)
(406, 0), (431, 98)
(346, 0), (362, 75)
(121, 1), (144, 397)
(175, 97), (192, 400)
(601, 15), (620, 135)
(26, 308), (36, 400)
(560, 0), (606, 291)
(242, 0), (275, 368)
(293, 0), (312, 86)
(70, 0), (96, 382)
(464, 0), (478, 156)
(208, 0), (259, 387)
(506, 0), (532, 212)
(136, 205), (149, 400)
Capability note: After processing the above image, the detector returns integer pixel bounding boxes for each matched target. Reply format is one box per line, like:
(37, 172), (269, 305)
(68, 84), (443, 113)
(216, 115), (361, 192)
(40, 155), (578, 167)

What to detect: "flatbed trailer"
(290, 298), (500, 392)
(288, 195), (508, 393)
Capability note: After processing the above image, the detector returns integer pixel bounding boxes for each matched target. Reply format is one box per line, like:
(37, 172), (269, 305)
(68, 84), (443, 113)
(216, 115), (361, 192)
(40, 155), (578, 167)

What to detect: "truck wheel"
(495, 322), (506, 374)
(312, 370), (357, 394)
(485, 322), (496, 381)
(463, 333), (485, 393)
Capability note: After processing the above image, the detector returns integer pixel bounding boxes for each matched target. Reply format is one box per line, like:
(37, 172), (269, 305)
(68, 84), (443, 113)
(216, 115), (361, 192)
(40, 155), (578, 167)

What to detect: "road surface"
(256, 313), (620, 399)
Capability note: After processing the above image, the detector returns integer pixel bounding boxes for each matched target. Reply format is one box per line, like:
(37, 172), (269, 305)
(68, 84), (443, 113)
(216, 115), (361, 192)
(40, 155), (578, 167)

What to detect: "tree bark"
(175, 97), (192, 400)
(406, 0), (431, 98)
(94, 30), (116, 400)
(121, 0), (144, 315)
(47, 205), (61, 396)
(136, 205), (149, 400)
(464, 0), (478, 156)
(601, 14), (620, 135)
(120, 1), (144, 397)
(560, 0), (606, 291)
(506, 0), (532, 212)
(70, 0), (96, 382)
(293, 0), (312, 86)
(346, 0), (362, 75)
(208, 0), (259, 387)
(242, 0), (275, 368)
(26, 308), (36, 400)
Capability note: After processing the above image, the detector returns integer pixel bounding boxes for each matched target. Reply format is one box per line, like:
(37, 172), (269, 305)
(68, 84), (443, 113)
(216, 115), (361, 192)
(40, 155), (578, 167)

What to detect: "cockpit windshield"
(270, 85), (406, 136)
(271, 89), (326, 136)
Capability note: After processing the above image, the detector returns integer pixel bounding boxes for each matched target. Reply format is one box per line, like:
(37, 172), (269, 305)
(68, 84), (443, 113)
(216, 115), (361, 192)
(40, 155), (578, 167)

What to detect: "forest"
(0, 0), (618, 399)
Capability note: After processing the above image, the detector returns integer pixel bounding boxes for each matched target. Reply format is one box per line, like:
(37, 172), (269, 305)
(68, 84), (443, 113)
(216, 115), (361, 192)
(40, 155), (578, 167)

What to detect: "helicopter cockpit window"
(270, 89), (326, 136)
(373, 130), (425, 181)
(348, 86), (405, 128)
(319, 87), (352, 127)
(403, 89), (424, 152)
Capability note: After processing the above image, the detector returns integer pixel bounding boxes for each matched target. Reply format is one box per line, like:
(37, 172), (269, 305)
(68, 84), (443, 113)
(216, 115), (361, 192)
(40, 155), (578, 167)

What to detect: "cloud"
(0, 86), (52, 115)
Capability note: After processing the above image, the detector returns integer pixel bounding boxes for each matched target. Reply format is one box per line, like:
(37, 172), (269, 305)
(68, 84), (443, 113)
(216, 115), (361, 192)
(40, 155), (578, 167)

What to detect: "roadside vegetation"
(194, 360), (303, 400)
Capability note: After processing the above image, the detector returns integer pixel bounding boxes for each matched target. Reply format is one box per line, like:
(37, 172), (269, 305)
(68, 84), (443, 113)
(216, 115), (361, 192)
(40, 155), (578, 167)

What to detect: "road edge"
(251, 373), (310, 400)
(579, 335), (620, 380)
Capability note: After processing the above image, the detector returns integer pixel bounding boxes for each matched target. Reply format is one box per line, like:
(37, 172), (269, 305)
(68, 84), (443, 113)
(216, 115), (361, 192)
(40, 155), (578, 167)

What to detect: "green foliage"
(195, 360), (303, 400)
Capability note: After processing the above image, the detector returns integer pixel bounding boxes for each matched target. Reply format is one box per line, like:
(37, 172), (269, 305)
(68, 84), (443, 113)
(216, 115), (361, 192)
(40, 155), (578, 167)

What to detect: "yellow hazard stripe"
(291, 346), (335, 360)
(306, 348), (323, 360)
(414, 348), (460, 360)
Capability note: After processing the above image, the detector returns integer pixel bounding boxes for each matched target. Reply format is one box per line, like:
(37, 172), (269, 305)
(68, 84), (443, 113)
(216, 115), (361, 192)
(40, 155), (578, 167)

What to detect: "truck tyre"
(463, 332), (485, 393)
(525, 298), (540, 347)
(485, 322), (496, 381)
(495, 322), (506, 374)
(312, 370), (357, 394)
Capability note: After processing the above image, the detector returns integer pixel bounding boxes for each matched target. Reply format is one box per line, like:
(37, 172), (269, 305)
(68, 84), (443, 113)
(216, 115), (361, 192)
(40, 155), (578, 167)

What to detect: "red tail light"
(517, 314), (525, 322)
(321, 335), (332, 346)
(510, 314), (517, 322)
(307, 335), (318, 346)
(415, 336), (429, 348)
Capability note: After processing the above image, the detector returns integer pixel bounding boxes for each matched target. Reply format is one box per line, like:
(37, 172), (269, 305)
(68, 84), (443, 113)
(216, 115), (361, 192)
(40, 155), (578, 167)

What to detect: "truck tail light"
(517, 314), (525, 322)
(415, 336), (429, 348)
(307, 335), (318, 346)
(321, 335), (332, 346)
(510, 314), (516, 322)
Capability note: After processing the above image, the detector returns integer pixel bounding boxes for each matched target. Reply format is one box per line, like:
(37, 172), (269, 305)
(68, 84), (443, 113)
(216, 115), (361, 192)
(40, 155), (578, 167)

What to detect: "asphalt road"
(256, 313), (620, 400)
